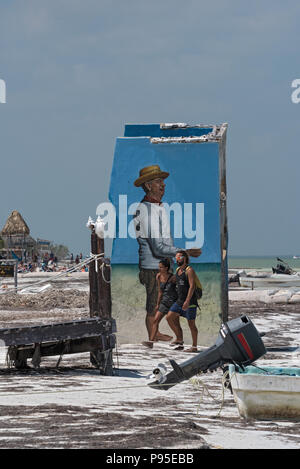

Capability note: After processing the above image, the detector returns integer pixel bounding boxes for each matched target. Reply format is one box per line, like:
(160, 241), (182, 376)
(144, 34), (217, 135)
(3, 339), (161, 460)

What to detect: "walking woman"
(142, 258), (177, 349)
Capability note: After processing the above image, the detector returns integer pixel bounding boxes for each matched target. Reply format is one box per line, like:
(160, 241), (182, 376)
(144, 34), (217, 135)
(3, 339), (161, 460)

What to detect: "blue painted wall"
(124, 123), (213, 138)
(108, 136), (220, 264)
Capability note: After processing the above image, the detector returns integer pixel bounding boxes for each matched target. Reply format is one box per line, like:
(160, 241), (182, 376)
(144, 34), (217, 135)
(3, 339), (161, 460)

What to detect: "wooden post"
(98, 257), (112, 319)
(89, 229), (101, 316)
(89, 226), (113, 373)
(89, 228), (111, 318)
(14, 261), (18, 293)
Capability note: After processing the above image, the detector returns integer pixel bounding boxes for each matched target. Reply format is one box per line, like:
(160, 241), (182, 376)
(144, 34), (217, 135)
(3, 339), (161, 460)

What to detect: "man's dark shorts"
(169, 302), (197, 320)
(139, 268), (158, 317)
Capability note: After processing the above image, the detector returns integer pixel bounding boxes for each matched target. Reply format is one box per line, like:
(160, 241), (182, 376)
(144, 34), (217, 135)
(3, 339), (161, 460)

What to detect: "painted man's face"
(147, 177), (165, 199)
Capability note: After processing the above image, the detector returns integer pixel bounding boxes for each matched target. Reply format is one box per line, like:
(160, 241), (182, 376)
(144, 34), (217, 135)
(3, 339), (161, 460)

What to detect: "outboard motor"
(272, 257), (294, 275)
(149, 315), (266, 390)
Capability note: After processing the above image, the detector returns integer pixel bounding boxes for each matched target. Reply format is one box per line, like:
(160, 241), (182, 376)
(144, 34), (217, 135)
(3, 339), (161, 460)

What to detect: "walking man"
(167, 250), (200, 352)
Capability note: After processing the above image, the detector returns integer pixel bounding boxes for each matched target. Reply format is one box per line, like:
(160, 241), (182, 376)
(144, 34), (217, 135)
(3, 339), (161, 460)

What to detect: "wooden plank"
(0, 317), (116, 347)
(218, 124), (229, 323)
(8, 335), (116, 360)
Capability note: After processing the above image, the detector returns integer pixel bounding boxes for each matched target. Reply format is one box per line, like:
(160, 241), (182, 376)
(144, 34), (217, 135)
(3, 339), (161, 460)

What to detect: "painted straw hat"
(134, 165), (169, 187)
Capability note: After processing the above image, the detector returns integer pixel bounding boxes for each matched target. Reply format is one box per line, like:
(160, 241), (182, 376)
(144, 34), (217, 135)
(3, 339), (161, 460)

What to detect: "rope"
(189, 369), (232, 418)
(100, 262), (111, 284)
(90, 253), (101, 273)
(0, 253), (105, 295)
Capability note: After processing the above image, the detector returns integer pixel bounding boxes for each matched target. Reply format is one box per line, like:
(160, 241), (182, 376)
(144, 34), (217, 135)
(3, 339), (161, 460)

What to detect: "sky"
(0, 0), (299, 257)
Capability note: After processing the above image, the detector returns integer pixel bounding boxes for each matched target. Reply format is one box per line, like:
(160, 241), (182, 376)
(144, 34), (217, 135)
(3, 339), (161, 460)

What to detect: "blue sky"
(0, 0), (299, 256)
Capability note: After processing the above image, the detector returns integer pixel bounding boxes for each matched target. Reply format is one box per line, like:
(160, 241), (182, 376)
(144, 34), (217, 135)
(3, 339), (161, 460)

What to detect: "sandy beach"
(2, 0), (300, 454)
(0, 271), (299, 449)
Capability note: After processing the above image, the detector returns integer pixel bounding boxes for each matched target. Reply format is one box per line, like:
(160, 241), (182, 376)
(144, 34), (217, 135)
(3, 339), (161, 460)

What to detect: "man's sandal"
(173, 343), (184, 351)
(170, 340), (184, 347)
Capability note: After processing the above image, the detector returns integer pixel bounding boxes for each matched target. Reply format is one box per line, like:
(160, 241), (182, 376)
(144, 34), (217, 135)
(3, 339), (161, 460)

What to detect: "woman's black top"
(160, 274), (178, 307)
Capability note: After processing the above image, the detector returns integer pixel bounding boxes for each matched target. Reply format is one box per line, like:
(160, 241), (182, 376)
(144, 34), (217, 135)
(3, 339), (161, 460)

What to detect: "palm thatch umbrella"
(1, 210), (30, 236)
(0, 211), (35, 260)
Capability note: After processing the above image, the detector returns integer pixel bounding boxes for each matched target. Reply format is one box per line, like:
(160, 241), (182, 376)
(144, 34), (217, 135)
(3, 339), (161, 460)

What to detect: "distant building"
(36, 238), (51, 257)
(0, 210), (51, 261)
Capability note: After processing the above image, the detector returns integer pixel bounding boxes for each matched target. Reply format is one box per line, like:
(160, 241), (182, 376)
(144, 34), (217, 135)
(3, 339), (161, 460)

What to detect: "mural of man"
(133, 164), (201, 341)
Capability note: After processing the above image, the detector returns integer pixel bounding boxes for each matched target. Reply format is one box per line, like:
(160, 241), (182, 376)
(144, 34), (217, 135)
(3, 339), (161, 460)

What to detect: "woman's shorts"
(169, 302), (197, 320)
(158, 302), (172, 315)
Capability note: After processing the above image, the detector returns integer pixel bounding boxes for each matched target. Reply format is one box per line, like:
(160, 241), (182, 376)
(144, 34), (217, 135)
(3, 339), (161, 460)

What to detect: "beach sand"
(0, 272), (299, 449)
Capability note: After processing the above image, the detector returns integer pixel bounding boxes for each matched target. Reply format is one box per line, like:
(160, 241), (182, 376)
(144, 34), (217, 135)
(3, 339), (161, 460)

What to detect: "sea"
(228, 256), (300, 270)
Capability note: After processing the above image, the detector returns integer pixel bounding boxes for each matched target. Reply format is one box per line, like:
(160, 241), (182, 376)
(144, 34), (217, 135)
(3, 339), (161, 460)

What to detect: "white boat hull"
(229, 365), (300, 419)
(239, 273), (300, 289)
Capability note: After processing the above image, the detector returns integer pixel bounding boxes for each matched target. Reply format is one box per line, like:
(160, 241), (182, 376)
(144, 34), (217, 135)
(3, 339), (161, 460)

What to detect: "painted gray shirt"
(134, 201), (179, 269)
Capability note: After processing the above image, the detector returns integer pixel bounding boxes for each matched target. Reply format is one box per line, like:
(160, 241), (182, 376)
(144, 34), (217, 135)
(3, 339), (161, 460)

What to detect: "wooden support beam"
(89, 228), (112, 319)
(88, 227), (114, 372)
(8, 335), (116, 363)
(89, 229), (101, 316)
(98, 258), (112, 319)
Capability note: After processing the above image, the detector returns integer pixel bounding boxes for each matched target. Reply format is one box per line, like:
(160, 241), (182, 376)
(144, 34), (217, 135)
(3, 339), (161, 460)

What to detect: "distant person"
(43, 254), (49, 266)
(75, 255), (80, 265)
(70, 253), (74, 264)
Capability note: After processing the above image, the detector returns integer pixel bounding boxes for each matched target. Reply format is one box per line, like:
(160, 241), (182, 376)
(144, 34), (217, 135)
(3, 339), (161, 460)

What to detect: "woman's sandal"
(170, 340), (184, 346)
(142, 341), (154, 349)
(183, 347), (198, 353)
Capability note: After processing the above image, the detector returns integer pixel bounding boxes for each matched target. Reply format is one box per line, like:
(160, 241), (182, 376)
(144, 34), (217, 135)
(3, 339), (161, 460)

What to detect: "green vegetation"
(49, 243), (69, 260)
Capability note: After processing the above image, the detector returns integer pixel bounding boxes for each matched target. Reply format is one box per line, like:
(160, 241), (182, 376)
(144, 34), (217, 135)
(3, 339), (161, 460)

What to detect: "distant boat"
(272, 257), (294, 275)
(293, 256), (300, 259)
(237, 257), (300, 289)
(239, 273), (300, 289)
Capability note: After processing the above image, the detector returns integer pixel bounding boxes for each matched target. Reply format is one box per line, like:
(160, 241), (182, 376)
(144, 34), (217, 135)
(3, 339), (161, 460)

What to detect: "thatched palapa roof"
(1, 210), (30, 236)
